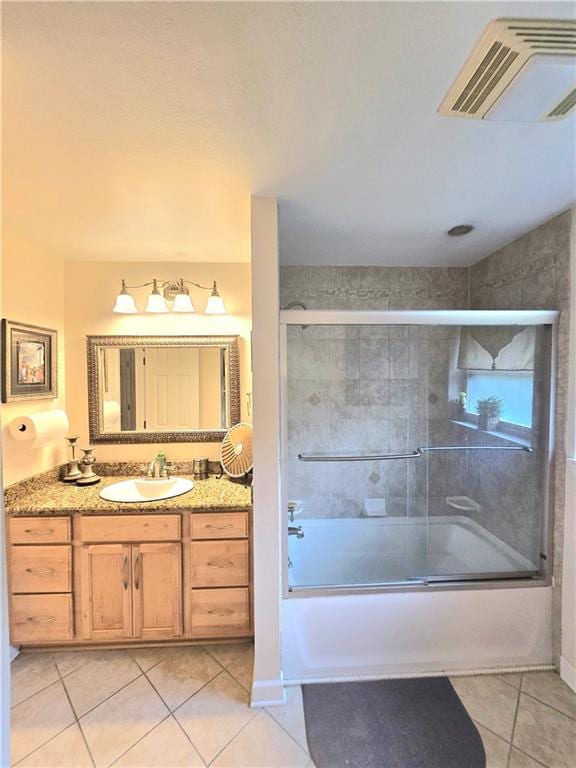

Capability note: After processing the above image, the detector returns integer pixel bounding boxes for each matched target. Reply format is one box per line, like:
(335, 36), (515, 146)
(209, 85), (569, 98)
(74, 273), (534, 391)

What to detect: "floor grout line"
(506, 673), (523, 768)
(265, 693), (311, 757)
(169, 712), (209, 768)
(260, 707), (311, 758)
(140, 660), (232, 765)
(10, 678), (79, 767)
(520, 689), (576, 722)
(205, 703), (260, 767)
(65, 667), (146, 722)
(55, 662), (96, 768)
(107, 713), (173, 768)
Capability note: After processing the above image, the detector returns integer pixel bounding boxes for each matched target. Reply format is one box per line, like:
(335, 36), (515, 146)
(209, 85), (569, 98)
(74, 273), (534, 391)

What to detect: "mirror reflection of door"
(144, 348), (200, 430)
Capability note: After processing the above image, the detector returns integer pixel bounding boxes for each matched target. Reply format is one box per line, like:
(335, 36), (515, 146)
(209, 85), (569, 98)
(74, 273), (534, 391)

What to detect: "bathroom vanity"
(5, 473), (253, 648)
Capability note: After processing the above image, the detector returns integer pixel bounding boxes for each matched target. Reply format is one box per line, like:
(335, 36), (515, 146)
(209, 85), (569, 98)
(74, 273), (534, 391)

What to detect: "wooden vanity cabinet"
(8, 507), (252, 647)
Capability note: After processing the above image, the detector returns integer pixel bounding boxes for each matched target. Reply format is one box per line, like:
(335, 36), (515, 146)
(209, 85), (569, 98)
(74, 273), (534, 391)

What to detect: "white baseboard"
(9, 645), (19, 663)
(250, 677), (286, 708)
(560, 655), (576, 692)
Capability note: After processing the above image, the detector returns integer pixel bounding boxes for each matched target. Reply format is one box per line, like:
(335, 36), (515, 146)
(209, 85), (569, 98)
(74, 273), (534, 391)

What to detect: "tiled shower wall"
(469, 209), (572, 666)
(282, 267), (469, 522)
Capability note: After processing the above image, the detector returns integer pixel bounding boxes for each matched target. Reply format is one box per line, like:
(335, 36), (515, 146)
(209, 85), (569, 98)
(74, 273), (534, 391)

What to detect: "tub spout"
(288, 525), (304, 539)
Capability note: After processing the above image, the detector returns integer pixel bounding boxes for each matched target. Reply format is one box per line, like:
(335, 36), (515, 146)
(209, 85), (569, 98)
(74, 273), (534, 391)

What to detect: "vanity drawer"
(11, 594), (73, 643)
(191, 540), (249, 587)
(191, 513), (248, 540)
(191, 588), (250, 634)
(11, 546), (72, 594)
(10, 517), (70, 545)
(81, 515), (181, 542)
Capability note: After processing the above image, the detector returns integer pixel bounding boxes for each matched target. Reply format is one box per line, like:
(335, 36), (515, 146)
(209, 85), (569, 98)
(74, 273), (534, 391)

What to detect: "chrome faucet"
(148, 458), (163, 478)
(148, 453), (169, 479)
(288, 525), (304, 539)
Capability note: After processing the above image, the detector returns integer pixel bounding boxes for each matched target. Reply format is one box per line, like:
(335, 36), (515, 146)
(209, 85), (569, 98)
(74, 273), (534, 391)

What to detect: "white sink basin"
(99, 477), (194, 503)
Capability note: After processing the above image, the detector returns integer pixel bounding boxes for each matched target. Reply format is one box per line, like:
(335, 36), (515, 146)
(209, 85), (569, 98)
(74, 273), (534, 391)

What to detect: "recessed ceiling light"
(448, 225), (474, 237)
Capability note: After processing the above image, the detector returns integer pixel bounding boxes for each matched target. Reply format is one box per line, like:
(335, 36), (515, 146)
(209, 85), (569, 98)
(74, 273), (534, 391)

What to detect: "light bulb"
(113, 281), (138, 313)
(204, 281), (227, 314)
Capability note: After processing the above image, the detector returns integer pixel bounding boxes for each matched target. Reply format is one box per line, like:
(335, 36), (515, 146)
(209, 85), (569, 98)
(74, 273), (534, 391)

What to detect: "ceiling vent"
(438, 18), (576, 121)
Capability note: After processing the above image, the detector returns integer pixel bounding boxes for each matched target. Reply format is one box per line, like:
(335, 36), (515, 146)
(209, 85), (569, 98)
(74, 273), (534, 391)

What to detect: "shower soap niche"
(446, 496), (481, 513)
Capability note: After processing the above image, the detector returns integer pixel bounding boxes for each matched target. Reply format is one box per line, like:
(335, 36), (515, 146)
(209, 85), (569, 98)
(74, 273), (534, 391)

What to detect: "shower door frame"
(280, 309), (558, 598)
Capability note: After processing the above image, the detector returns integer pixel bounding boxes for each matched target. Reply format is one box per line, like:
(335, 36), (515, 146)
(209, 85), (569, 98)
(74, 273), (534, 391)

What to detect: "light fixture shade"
(204, 282), (227, 314)
(113, 284), (138, 314)
(113, 293), (138, 313)
(145, 292), (169, 313)
(172, 292), (195, 312)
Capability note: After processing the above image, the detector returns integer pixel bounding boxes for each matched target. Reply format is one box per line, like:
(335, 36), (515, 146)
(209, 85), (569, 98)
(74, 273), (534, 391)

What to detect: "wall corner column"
(249, 196), (285, 706)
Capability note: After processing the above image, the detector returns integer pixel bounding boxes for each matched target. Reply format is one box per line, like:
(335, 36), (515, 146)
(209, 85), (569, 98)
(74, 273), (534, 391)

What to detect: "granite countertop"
(6, 475), (252, 516)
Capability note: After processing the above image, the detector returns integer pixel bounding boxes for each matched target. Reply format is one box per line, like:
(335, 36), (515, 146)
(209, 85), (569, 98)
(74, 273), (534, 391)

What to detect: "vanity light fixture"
(113, 278), (227, 315)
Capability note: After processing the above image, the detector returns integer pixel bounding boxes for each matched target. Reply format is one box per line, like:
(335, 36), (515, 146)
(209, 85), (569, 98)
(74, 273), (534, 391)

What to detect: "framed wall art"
(1, 319), (58, 402)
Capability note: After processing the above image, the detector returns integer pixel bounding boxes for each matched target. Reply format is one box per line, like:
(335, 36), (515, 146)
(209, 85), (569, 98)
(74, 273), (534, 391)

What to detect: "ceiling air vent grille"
(439, 18), (576, 121)
(548, 87), (576, 118)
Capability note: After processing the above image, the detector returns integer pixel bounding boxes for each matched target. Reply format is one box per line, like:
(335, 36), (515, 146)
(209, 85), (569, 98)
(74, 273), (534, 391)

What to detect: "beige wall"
(63, 262), (251, 463)
(0, 235), (67, 486)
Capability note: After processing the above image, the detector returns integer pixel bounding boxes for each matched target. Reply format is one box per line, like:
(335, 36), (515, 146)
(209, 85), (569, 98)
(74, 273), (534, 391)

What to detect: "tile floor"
(10, 644), (576, 768)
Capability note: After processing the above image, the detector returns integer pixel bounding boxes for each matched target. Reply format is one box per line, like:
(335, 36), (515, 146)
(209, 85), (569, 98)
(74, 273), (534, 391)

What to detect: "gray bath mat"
(302, 677), (486, 768)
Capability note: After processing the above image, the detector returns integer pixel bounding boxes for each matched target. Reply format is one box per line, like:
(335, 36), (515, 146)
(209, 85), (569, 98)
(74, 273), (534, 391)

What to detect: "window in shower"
(282, 313), (555, 593)
(466, 371), (534, 428)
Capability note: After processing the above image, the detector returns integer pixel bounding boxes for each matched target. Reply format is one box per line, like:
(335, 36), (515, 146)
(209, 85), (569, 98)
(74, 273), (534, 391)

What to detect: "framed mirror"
(87, 335), (240, 443)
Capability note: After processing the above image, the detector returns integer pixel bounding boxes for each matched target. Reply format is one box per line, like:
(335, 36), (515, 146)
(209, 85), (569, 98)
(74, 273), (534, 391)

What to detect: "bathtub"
(282, 515), (552, 682)
(288, 515), (537, 588)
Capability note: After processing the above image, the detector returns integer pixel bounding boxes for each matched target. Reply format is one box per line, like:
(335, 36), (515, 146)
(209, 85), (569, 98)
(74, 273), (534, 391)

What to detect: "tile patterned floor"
(10, 645), (576, 767)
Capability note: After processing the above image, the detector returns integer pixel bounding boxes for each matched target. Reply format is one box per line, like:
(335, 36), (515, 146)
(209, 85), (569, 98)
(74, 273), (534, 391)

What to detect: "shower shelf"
(451, 420), (532, 450)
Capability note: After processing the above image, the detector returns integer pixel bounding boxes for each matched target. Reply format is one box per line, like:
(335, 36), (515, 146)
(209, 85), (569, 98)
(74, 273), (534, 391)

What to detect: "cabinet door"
(81, 544), (132, 640)
(132, 543), (182, 639)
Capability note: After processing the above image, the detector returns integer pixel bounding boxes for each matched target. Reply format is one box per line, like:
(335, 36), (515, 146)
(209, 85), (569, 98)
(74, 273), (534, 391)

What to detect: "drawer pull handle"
(206, 524), (234, 531)
(27, 616), (56, 624)
(207, 560), (234, 569)
(25, 568), (55, 576)
(24, 529), (54, 536)
(207, 608), (233, 617)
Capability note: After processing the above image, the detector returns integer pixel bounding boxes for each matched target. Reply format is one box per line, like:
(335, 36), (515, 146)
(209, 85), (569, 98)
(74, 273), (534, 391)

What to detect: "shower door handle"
(298, 449), (423, 462)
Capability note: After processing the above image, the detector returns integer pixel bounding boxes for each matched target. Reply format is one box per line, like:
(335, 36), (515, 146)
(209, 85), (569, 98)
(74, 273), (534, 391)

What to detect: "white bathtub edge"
(283, 663), (556, 687)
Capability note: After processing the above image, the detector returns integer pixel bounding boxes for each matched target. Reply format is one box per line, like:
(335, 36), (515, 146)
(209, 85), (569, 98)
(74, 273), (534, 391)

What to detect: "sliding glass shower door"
(283, 312), (554, 592)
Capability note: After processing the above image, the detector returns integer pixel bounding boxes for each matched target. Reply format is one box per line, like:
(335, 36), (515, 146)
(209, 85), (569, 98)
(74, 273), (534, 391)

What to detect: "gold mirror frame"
(87, 335), (240, 444)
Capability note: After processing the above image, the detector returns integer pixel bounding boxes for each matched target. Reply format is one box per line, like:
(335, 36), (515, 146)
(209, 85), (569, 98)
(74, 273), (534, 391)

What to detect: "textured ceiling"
(2, 1), (575, 266)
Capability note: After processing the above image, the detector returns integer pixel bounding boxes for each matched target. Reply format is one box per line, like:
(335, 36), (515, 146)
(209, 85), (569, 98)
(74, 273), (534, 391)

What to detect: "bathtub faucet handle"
(288, 525), (304, 539)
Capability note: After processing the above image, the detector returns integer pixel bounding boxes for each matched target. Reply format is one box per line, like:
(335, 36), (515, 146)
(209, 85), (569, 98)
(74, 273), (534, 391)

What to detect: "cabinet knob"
(207, 560), (234, 569)
(207, 608), (233, 617)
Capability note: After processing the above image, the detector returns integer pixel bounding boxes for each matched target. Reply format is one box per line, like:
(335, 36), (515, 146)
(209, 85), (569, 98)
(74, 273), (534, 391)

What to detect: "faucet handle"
(165, 462), (177, 477)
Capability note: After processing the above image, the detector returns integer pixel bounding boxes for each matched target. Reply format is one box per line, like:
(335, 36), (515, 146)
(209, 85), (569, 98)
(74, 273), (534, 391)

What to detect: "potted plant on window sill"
(475, 396), (503, 432)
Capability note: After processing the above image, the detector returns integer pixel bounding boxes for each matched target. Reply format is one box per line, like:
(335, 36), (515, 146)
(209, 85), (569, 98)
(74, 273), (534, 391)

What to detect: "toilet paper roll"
(9, 410), (70, 448)
(103, 400), (121, 430)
